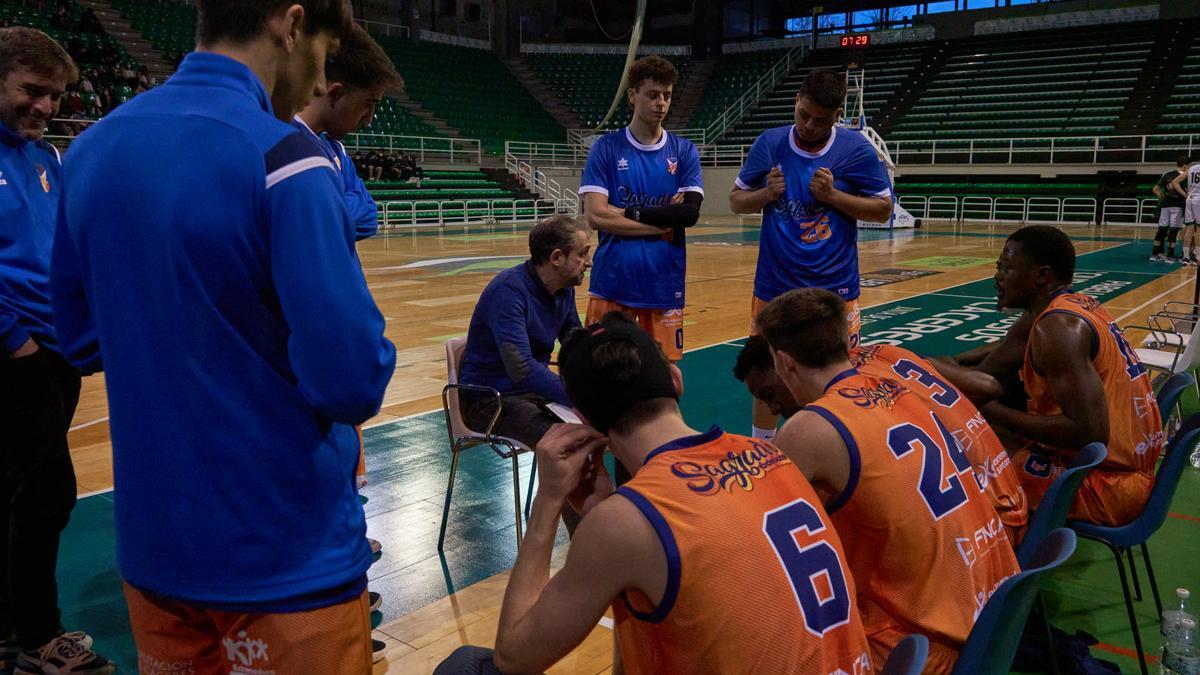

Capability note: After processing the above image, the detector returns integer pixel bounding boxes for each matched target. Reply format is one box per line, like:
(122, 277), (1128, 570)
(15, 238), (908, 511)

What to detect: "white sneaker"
(372, 638), (386, 663)
(369, 591), (382, 612)
(14, 634), (114, 675)
(1151, 254), (1164, 261)
(369, 538), (382, 557)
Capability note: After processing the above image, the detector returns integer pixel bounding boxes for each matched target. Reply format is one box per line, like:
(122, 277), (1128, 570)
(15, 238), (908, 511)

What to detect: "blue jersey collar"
(643, 425), (723, 465)
(174, 52), (274, 117)
(789, 125), (837, 159)
(824, 367), (859, 392)
(624, 126), (668, 152)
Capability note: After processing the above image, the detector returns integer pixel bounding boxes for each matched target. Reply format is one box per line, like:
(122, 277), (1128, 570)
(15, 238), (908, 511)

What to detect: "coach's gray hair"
(529, 214), (590, 265)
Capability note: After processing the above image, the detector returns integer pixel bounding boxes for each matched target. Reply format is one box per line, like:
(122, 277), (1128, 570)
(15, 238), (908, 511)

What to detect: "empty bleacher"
(524, 53), (690, 130)
(379, 37), (564, 154)
(687, 49), (789, 130)
(1156, 34), (1200, 135)
(889, 24), (1155, 140)
(366, 169), (553, 226)
(112, 0), (194, 63)
(2, 0), (134, 69)
(721, 42), (925, 145)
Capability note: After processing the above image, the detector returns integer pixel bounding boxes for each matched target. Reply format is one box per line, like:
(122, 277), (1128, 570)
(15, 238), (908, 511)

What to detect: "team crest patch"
(666, 157), (678, 175)
(334, 155), (342, 171)
(34, 164), (49, 192)
(617, 157), (629, 171)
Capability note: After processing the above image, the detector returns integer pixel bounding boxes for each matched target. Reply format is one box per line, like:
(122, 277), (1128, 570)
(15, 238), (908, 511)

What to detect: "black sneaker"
(372, 638), (386, 663)
(369, 591), (382, 613)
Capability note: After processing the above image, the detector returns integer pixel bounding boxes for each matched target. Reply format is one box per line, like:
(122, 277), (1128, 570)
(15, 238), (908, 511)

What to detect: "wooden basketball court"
(61, 218), (1200, 673)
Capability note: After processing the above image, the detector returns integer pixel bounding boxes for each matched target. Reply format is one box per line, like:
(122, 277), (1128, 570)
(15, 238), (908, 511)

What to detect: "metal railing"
(702, 45), (805, 144)
(342, 132), (482, 164)
(357, 19), (411, 38)
(378, 198), (563, 229)
(897, 195), (1167, 227)
(503, 152), (580, 213)
(505, 141), (589, 166)
(889, 134), (1200, 166)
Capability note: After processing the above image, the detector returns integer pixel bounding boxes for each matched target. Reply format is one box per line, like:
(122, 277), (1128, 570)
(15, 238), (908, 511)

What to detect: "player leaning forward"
(579, 55), (704, 364)
(730, 69), (892, 441)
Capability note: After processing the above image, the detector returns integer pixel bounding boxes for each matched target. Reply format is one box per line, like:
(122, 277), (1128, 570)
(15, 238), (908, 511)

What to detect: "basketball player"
(435, 314), (872, 675)
(579, 55), (704, 364)
(51, 2), (394, 672)
(1170, 157), (1199, 254)
(729, 69), (892, 442)
(1150, 156), (1190, 263)
(735, 336), (1028, 543)
(293, 24), (401, 242)
(759, 289), (1020, 671)
(981, 226), (1161, 527)
(0, 26), (114, 675)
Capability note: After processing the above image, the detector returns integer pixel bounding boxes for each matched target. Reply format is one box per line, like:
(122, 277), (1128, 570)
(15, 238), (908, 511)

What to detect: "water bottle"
(1190, 442), (1200, 470)
(1163, 589), (1196, 673)
(1163, 617), (1200, 674)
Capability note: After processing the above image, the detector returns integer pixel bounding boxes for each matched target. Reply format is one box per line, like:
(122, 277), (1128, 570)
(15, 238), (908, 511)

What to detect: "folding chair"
(438, 337), (536, 552)
(881, 634), (928, 675)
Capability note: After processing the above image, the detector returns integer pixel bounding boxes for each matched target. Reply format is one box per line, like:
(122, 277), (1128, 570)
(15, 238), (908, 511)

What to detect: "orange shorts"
(356, 425), (366, 479)
(586, 297), (684, 362)
(750, 295), (862, 348)
(123, 583), (372, 675)
(1013, 445), (1154, 527)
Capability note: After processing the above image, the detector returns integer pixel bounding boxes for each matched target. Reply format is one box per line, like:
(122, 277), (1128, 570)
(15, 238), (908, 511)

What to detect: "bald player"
(436, 313), (871, 675)
(759, 289), (1020, 671)
(980, 226), (1161, 526)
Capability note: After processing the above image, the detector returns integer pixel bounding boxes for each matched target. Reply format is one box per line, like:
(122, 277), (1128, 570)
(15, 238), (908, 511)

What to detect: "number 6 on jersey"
(763, 498), (853, 637)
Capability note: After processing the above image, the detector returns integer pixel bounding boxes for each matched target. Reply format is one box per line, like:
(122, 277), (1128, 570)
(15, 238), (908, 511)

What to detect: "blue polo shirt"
(459, 261), (581, 404)
(0, 121), (64, 355)
(51, 52), (396, 611)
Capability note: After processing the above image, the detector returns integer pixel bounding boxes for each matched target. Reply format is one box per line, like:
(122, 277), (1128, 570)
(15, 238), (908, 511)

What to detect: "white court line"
(70, 416), (108, 432)
(1116, 275), (1197, 324)
(78, 487), (114, 499)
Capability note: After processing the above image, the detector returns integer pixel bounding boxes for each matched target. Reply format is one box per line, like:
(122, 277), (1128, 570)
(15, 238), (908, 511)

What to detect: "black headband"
(559, 319), (678, 434)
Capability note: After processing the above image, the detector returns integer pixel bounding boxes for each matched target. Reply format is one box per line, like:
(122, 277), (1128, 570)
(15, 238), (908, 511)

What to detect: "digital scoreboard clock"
(840, 34), (870, 47)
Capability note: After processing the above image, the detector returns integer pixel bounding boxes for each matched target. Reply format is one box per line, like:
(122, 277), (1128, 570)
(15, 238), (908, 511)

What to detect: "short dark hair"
(733, 335), (773, 382)
(756, 289), (849, 369)
(327, 25), (403, 92)
(528, 214), (589, 265)
(628, 55), (677, 91)
(1178, 155), (1192, 168)
(0, 27), (78, 81)
(1007, 225), (1076, 283)
(197, 0), (354, 46)
(800, 69), (845, 110)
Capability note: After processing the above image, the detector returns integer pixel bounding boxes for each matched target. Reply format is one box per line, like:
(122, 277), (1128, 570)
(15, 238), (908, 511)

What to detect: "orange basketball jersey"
(614, 427), (872, 675)
(1019, 290), (1162, 526)
(808, 370), (1020, 672)
(853, 344), (1029, 542)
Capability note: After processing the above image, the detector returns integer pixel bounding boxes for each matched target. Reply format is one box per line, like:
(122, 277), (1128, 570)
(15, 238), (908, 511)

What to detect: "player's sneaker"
(369, 591), (382, 613)
(369, 537), (382, 558)
(372, 638), (386, 663)
(1151, 254), (1164, 262)
(14, 634), (114, 675)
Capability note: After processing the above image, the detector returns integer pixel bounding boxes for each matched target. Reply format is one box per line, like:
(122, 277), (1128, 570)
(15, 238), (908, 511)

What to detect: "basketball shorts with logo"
(1160, 206), (1183, 228)
(750, 294), (863, 348)
(1012, 445), (1153, 527)
(123, 584), (372, 675)
(1187, 196), (1200, 225)
(586, 297), (684, 362)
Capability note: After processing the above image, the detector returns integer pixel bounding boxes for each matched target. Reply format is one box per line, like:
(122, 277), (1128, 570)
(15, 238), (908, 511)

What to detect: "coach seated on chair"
(459, 214), (592, 451)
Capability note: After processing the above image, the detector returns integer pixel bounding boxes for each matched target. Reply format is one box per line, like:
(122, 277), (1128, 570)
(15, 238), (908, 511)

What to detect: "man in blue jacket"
(459, 215), (591, 450)
(293, 24), (401, 242)
(50, 1), (395, 671)
(0, 26), (115, 675)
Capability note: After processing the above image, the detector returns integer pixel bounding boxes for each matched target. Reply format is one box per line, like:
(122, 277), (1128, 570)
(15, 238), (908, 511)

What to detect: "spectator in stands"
(401, 150), (424, 181)
(51, 0), (391, 670)
(136, 65), (155, 89)
(364, 150), (383, 181)
(293, 25), (402, 241)
(77, 70), (93, 93)
(0, 26), (116, 675)
(1152, 156), (1194, 264)
(460, 215), (591, 459)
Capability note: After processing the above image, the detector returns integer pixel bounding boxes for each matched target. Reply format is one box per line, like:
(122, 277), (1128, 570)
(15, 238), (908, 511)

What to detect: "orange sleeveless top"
(1021, 290), (1162, 523)
(853, 344), (1028, 539)
(613, 427), (872, 675)
(808, 370), (1021, 654)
